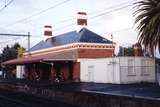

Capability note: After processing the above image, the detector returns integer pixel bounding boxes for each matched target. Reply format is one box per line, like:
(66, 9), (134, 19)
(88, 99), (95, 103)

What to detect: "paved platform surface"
(0, 79), (160, 101)
(0, 88), (79, 107)
(52, 82), (160, 101)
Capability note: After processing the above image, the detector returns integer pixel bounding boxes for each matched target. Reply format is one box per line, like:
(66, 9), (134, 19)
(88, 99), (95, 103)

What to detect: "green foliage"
(2, 45), (16, 62)
(134, 0), (160, 55)
(1, 43), (21, 62)
(17, 47), (25, 58)
(0, 43), (25, 78)
(118, 46), (134, 56)
(1, 43), (26, 61)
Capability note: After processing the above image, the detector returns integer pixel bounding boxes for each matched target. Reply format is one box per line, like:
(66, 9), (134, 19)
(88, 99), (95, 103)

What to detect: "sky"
(0, 0), (159, 56)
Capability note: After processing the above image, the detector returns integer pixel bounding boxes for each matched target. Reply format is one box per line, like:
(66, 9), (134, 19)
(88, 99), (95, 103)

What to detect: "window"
(128, 59), (135, 76)
(141, 59), (149, 76)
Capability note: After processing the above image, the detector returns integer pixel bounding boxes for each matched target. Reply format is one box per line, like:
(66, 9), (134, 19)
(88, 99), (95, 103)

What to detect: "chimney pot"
(44, 25), (53, 40)
(77, 12), (87, 15)
(77, 12), (87, 32)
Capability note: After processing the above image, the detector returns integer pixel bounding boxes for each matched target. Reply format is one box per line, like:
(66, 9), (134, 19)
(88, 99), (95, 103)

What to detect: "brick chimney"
(77, 12), (87, 32)
(44, 25), (52, 40)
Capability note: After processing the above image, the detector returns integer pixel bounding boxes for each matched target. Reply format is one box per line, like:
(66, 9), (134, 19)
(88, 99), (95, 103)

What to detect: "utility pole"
(111, 33), (115, 82)
(27, 32), (31, 54)
(0, 32), (31, 55)
(111, 33), (114, 57)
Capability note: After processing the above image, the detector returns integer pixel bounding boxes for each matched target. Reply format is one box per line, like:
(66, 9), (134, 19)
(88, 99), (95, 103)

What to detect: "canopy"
(2, 50), (77, 65)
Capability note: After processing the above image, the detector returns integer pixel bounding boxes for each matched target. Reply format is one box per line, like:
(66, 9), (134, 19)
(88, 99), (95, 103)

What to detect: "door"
(88, 65), (94, 82)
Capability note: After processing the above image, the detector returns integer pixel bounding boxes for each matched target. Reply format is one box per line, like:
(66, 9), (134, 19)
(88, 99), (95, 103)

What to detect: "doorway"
(88, 65), (94, 82)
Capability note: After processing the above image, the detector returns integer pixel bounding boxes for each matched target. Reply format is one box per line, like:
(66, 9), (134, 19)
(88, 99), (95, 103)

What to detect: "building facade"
(4, 12), (155, 84)
(3, 12), (115, 82)
(80, 57), (155, 84)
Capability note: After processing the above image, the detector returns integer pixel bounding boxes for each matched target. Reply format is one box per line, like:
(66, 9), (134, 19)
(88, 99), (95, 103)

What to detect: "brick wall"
(50, 65), (56, 81)
(62, 64), (70, 80)
(78, 49), (113, 58)
(73, 62), (80, 81)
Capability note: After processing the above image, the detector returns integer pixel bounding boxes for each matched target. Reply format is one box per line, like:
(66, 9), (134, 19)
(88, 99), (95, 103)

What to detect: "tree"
(17, 47), (25, 58)
(0, 43), (25, 78)
(2, 45), (17, 62)
(134, 0), (160, 55)
(118, 46), (134, 56)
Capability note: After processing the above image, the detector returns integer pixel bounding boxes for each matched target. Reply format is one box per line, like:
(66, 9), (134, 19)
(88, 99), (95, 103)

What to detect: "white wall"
(16, 65), (25, 79)
(119, 57), (155, 84)
(106, 58), (120, 84)
(80, 58), (120, 83)
(80, 59), (108, 83)
(119, 57), (141, 83)
(139, 57), (155, 82)
(79, 57), (155, 84)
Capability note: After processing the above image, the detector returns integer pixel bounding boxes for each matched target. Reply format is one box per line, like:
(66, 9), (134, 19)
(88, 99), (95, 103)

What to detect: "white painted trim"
(77, 15), (87, 19)
(44, 27), (52, 30)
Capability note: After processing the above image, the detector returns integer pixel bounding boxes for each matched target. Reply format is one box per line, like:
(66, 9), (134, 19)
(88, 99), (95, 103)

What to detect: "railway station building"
(3, 12), (155, 84)
(3, 12), (115, 82)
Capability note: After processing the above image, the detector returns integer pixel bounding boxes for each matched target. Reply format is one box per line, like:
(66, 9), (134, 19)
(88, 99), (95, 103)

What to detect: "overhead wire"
(43, 0), (136, 31)
(0, 0), (72, 48)
(0, 37), (28, 50)
(4, 0), (72, 27)
(54, 3), (134, 32)
(88, 0), (135, 15)
(89, 4), (133, 20)
(0, 37), (22, 45)
(0, 0), (14, 12)
(101, 27), (133, 36)
(1, 0), (134, 39)
(2, 0), (134, 31)
(0, 0), (135, 48)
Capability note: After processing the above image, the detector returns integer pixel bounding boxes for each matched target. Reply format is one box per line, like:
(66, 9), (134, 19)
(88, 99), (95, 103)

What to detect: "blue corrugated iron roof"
(29, 28), (113, 52)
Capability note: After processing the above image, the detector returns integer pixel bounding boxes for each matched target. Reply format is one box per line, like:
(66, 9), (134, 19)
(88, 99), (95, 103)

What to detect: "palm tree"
(134, 0), (160, 55)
